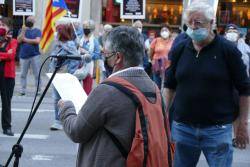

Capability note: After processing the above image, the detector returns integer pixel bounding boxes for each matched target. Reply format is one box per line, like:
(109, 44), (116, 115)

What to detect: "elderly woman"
(79, 20), (102, 92)
(164, 1), (250, 167)
(149, 24), (173, 89)
(49, 23), (80, 130)
(0, 17), (17, 136)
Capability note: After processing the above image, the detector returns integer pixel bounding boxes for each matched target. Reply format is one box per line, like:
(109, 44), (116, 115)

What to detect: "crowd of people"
(0, 1), (249, 167)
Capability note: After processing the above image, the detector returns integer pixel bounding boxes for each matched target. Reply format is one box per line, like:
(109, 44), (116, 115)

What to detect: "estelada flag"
(40, 0), (69, 52)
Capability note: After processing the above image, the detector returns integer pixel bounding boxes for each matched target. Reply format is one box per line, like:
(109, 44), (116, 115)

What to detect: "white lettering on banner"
(126, 0), (140, 12)
(121, 0), (145, 19)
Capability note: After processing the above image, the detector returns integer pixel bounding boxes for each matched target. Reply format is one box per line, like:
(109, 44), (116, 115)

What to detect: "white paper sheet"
(47, 73), (87, 114)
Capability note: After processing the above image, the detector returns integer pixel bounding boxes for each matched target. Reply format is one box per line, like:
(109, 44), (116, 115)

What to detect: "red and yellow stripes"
(40, 0), (53, 52)
(40, 0), (67, 52)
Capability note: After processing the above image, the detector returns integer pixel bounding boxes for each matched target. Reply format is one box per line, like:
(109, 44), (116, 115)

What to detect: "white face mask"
(137, 28), (142, 33)
(161, 31), (170, 39)
(225, 32), (239, 42)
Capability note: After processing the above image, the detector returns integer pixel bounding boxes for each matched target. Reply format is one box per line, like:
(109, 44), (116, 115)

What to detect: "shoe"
(50, 122), (63, 131)
(232, 138), (237, 148)
(3, 128), (14, 136)
(19, 92), (25, 96)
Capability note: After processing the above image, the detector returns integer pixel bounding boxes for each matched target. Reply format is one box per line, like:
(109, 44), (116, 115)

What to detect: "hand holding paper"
(47, 73), (87, 114)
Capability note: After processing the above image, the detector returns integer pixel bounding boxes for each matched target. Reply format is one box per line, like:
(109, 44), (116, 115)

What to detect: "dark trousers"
(0, 77), (15, 130)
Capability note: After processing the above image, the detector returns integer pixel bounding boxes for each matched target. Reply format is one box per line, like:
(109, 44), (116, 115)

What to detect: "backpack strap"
(102, 81), (149, 167)
(140, 91), (156, 98)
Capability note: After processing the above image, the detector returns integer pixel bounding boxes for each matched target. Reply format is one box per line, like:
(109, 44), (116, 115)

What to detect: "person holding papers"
(58, 26), (172, 167)
(49, 23), (80, 130)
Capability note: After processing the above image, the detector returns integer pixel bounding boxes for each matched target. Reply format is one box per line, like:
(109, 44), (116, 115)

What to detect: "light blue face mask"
(186, 27), (209, 42)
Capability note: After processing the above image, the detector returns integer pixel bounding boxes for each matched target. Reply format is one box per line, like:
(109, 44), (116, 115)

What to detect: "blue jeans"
(52, 87), (61, 121)
(172, 121), (233, 167)
(153, 72), (161, 89)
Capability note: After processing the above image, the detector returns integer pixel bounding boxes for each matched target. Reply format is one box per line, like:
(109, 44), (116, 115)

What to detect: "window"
(102, 0), (183, 26)
(65, 0), (80, 19)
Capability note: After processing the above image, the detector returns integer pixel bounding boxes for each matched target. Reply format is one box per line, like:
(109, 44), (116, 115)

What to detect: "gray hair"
(132, 20), (143, 28)
(106, 26), (144, 67)
(184, 1), (215, 23)
(103, 24), (113, 32)
(83, 20), (95, 30)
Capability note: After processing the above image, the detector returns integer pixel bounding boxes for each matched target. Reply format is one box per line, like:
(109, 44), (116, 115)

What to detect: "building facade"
(102, 0), (249, 33)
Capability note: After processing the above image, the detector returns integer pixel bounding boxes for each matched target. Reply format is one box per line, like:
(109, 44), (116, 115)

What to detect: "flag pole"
(67, 11), (80, 45)
(22, 16), (25, 27)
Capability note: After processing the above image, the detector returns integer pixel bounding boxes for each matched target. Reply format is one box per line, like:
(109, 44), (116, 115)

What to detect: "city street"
(0, 70), (76, 167)
(0, 69), (250, 167)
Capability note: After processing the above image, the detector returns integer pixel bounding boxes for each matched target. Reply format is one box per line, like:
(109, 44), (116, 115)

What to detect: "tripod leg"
(13, 144), (23, 167)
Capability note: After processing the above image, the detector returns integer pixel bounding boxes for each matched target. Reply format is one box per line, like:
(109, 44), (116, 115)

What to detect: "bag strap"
(102, 81), (149, 167)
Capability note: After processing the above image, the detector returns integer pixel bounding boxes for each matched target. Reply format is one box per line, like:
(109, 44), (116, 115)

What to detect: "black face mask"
(83, 29), (91, 36)
(25, 21), (34, 28)
(104, 58), (114, 77)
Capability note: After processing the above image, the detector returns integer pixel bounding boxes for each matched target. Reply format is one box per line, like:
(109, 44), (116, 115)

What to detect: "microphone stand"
(3, 60), (63, 167)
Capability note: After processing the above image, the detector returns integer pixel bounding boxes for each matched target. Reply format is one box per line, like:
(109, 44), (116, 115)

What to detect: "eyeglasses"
(102, 51), (117, 59)
(187, 19), (209, 28)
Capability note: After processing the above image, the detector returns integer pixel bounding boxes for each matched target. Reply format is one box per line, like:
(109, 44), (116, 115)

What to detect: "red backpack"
(102, 76), (174, 167)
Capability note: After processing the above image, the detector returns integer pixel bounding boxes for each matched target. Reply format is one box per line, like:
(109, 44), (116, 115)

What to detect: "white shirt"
(109, 66), (144, 78)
